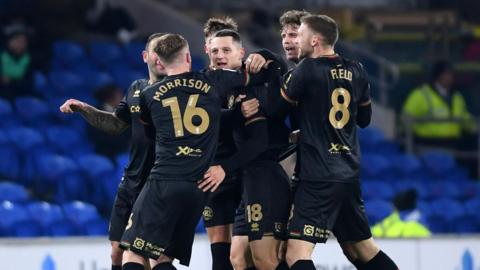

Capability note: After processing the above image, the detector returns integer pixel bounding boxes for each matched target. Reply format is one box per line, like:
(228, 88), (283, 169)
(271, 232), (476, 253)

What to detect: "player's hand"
(241, 98), (259, 118)
(289, 129), (300, 144)
(59, 99), (87, 113)
(245, 53), (266, 74)
(198, 165), (226, 192)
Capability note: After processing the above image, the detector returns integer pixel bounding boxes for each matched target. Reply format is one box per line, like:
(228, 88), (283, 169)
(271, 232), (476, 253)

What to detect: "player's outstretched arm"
(59, 99), (129, 134)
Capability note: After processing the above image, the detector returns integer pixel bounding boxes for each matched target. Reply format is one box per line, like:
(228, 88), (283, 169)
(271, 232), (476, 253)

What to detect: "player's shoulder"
(342, 57), (365, 72)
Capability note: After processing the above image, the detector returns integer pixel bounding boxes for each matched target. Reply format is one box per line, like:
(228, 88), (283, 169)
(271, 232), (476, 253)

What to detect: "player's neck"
(311, 47), (335, 58)
(165, 65), (190, 76)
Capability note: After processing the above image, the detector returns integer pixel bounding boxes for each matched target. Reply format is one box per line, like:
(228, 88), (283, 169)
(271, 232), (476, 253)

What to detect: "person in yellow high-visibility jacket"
(402, 61), (476, 140)
(371, 190), (431, 238)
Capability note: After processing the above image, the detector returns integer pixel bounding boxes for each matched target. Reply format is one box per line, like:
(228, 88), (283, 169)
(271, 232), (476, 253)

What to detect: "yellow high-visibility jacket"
(371, 211), (431, 238)
(402, 83), (476, 139)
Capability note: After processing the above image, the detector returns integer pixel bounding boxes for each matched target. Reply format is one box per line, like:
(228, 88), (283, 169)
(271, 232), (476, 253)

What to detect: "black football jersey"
(140, 69), (266, 182)
(282, 55), (370, 182)
(114, 79), (156, 192)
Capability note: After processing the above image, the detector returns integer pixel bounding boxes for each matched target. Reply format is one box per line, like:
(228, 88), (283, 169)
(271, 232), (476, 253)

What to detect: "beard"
(298, 46), (312, 60)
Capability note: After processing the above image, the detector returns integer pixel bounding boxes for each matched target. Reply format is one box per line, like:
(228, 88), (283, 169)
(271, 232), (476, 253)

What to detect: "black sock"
(112, 265), (122, 270)
(363, 251), (398, 270)
(211, 242), (233, 270)
(290, 260), (315, 270)
(276, 260), (290, 270)
(122, 262), (144, 270)
(152, 262), (176, 270)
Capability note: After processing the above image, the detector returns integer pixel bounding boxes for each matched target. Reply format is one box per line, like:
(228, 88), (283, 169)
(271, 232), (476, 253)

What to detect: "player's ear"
(204, 43), (210, 55)
(239, 47), (245, 59)
(186, 52), (192, 64)
(142, 50), (148, 63)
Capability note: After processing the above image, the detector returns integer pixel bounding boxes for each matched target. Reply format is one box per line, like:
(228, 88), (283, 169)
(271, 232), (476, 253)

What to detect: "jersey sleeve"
(357, 63), (371, 105)
(139, 91), (152, 126)
(114, 96), (130, 124)
(281, 60), (308, 105)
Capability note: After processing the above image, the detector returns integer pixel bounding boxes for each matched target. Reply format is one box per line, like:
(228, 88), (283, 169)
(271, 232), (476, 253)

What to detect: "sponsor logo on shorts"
(302, 225), (331, 239)
(145, 242), (165, 257)
(133, 237), (145, 249)
(303, 225), (315, 236)
(203, 206), (214, 221)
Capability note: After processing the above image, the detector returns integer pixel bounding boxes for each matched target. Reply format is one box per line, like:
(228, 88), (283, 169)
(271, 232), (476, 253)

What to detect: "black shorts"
(203, 174), (242, 228)
(109, 177), (142, 242)
(120, 178), (207, 266)
(232, 201), (248, 236)
(288, 181), (372, 244)
(243, 161), (291, 241)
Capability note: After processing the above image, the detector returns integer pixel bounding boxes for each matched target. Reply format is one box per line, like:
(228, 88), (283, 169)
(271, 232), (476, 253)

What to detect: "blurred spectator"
(402, 60), (477, 147)
(371, 190), (431, 238)
(0, 23), (34, 100)
(88, 84), (130, 159)
(86, 0), (137, 43)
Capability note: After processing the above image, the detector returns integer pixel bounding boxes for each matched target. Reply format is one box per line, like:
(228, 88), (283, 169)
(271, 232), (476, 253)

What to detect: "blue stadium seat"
(47, 220), (78, 236)
(0, 182), (29, 203)
(124, 41), (145, 69)
(0, 131), (20, 180)
(361, 154), (392, 179)
(52, 41), (87, 68)
(364, 199), (393, 225)
(61, 201), (101, 230)
(7, 127), (51, 180)
(77, 154), (115, 180)
(111, 68), (144, 92)
(0, 98), (19, 128)
(83, 218), (109, 236)
(77, 154), (116, 205)
(430, 199), (467, 232)
(26, 201), (65, 229)
(89, 41), (124, 69)
(429, 181), (462, 200)
(84, 72), (115, 92)
(15, 97), (53, 128)
(391, 154), (422, 178)
(26, 202), (77, 236)
(44, 126), (93, 156)
(33, 71), (50, 95)
(464, 199), (480, 217)
(362, 181), (395, 200)
(458, 182), (480, 201)
(420, 151), (456, 178)
(358, 127), (385, 152)
(0, 201), (31, 236)
(35, 154), (80, 197)
(48, 71), (86, 97)
(11, 220), (43, 237)
(451, 216), (480, 233)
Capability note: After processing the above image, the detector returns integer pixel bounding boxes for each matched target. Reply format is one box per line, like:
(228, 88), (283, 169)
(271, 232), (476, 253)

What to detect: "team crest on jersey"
(203, 206), (214, 221)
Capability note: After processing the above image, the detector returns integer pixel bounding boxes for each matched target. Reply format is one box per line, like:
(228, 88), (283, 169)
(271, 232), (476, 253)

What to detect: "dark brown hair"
(279, 10), (311, 28)
(145, 32), (165, 50)
(203, 17), (238, 39)
(301, 14), (339, 46)
(154, 33), (188, 64)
